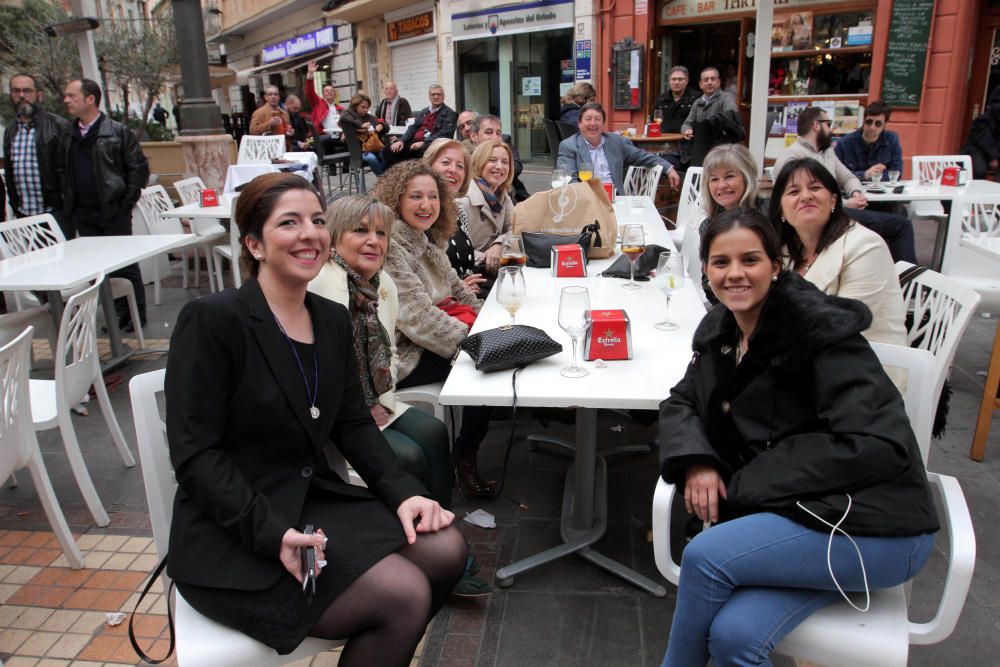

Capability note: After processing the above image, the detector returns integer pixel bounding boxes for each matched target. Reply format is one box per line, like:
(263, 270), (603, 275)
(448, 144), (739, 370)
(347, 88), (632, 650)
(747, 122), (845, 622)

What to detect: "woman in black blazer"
(165, 173), (466, 665)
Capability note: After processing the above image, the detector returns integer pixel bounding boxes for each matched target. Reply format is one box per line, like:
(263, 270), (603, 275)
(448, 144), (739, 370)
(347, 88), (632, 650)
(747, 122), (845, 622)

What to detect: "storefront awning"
(324, 0), (400, 23)
(207, 0), (316, 43)
(236, 53), (323, 81)
(166, 64), (238, 88)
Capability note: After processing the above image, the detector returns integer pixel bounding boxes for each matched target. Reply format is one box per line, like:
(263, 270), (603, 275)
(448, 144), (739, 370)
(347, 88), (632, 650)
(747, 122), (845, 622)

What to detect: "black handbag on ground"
(602, 244), (669, 281)
(459, 325), (562, 372)
(522, 222), (603, 268)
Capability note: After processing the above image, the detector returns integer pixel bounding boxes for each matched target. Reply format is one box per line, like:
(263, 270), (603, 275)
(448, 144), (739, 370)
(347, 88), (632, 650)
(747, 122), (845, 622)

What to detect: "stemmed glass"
(870, 170), (883, 190)
(558, 286), (591, 378)
(620, 224), (646, 290)
(887, 170), (901, 186)
(551, 168), (571, 190)
(578, 159), (593, 182)
(500, 236), (526, 268)
(495, 266), (526, 328)
(652, 252), (685, 331)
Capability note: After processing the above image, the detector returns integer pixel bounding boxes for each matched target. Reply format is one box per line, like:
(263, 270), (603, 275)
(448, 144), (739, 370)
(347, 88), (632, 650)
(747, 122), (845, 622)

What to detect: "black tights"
(310, 525), (467, 666)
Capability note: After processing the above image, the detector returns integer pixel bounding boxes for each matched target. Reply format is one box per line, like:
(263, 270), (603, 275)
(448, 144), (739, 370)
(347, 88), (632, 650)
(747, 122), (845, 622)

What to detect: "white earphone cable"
(796, 494), (871, 612)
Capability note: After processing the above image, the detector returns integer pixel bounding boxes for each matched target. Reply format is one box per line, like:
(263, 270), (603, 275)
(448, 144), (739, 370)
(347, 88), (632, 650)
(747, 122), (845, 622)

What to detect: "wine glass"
(500, 236), (526, 268)
(552, 168), (570, 190)
(652, 252), (685, 331)
(558, 286), (591, 378)
(578, 159), (593, 182)
(887, 169), (901, 186)
(495, 266), (526, 328)
(870, 170), (883, 190)
(620, 224), (646, 290)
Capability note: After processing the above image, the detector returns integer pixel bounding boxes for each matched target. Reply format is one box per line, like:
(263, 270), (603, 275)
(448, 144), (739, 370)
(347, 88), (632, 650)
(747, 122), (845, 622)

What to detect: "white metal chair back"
(676, 167), (703, 232)
(0, 327), (39, 474)
(940, 192), (1000, 279)
(55, 275), (104, 407)
(896, 262), (981, 421)
(623, 165), (663, 198)
(174, 177), (208, 206)
(136, 185), (185, 235)
(869, 343), (937, 463)
(238, 135), (284, 165)
(679, 222), (706, 304)
(0, 213), (65, 258)
(911, 155), (973, 184)
(129, 368), (172, 559)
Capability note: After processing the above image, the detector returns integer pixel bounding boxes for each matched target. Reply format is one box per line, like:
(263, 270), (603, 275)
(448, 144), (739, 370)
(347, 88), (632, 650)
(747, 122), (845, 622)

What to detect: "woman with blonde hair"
(559, 82), (597, 123)
(456, 139), (515, 275)
(700, 143), (760, 218)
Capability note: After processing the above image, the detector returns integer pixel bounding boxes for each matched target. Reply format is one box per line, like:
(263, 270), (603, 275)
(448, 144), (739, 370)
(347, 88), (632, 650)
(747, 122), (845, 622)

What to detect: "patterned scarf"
(331, 252), (394, 407)
(476, 178), (505, 215)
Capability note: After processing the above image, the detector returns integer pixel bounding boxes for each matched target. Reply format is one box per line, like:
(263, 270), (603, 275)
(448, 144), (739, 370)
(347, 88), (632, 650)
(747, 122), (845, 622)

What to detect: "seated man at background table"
(383, 84), (457, 166)
(962, 85), (1000, 179)
(773, 105), (916, 263)
(467, 114), (529, 202)
(558, 102), (680, 194)
(680, 67), (744, 167)
(374, 80), (411, 137)
(282, 94), (312, 151)
(834, 100), (903, 182)
(248, 85), (289, 137)
(653, 65), (699, 169)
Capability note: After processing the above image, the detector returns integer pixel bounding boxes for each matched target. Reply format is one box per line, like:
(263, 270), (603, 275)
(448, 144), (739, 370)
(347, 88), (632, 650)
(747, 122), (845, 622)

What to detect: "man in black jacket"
(962, 85), (1000, 179)
(374, 80), (411, 135)
(3, 73), (72, 237)
(63, 78), (150, 330)
(382, 84), (457, 166)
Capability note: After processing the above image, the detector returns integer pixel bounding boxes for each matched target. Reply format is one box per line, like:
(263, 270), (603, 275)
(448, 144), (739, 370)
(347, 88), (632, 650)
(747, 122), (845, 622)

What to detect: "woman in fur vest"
(658, 208), (938, 666)
(372, 162), (496, 500)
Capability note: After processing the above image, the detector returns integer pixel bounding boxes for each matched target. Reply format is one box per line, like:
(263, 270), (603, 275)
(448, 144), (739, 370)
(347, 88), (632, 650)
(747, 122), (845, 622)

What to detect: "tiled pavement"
(0, 166), (997, 666)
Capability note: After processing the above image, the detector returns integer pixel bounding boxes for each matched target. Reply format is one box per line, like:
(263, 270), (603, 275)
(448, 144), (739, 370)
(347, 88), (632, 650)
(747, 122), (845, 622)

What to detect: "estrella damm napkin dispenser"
(585, 309), (632, 360)
(552, 244), (587, 277)
(200, 189), (219, 207)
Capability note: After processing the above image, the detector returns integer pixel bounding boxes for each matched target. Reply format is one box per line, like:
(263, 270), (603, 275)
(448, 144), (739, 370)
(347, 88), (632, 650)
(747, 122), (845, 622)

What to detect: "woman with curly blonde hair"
(373, 162), (496, 505)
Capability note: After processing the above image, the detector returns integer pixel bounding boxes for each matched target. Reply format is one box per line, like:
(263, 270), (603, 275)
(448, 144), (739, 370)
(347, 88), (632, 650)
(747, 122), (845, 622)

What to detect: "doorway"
(964, 12), (1000, 141)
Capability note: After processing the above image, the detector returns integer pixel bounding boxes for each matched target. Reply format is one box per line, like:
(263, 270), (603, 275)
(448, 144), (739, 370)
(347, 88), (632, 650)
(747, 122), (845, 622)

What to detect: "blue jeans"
(662, 512), (934, 667)
(363, 151), (385, 176)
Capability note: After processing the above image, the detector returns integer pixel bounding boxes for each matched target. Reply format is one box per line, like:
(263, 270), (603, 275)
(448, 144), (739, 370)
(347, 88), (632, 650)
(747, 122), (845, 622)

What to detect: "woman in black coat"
(657, 208), (938, 667)
(165, 173), (466, 665)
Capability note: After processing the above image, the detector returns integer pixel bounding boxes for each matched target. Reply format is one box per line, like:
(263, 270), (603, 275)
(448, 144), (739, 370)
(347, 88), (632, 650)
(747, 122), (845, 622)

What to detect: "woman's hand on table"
(370, 404), (390, 427)
(484, 244), (503, 273)
(684, 465), (727, 524)
(397, 496), (454, 544)
(462, 273), (487, 295)
(279, 527), (327, 583)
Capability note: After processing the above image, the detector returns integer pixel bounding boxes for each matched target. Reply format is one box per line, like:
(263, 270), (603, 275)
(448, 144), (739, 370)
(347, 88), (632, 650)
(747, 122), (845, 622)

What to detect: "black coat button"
(301, 466), (313, 478)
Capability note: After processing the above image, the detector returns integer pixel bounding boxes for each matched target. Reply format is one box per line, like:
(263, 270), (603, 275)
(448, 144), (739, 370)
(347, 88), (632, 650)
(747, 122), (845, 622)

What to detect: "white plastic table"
(439, 196), (706, 596)
(159, 193), (238, 221)
(223, 153), (319, 194)
(0, 235), (199, 369)
(862, 178), (1000, 203)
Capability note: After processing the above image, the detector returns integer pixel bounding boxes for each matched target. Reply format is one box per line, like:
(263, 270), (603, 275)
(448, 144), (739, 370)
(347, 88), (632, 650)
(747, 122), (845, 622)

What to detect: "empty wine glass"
(558, 286), (591, 378)
(887, 169), (901, 186)
(620, 224), (646, 290)
(551, 168), (570, 190)
(500, 236), (526, 268)
(495, 266), (526, 328)
(653, 252), (685, 331)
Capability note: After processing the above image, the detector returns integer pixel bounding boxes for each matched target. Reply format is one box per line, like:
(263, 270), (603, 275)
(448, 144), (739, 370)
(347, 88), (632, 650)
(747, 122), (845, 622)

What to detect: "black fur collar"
(693, 271), (872, 368)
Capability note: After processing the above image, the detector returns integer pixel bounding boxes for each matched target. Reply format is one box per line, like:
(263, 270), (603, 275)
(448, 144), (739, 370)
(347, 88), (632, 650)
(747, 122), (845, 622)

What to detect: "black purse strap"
(128, 556), (175, 664)
(897, 264), (928, 288)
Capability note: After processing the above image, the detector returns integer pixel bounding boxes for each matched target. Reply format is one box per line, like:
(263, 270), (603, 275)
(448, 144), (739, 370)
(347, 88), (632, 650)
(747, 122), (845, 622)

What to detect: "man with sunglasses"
(774, 106), (916, 263)
(834, 101), (903, 181)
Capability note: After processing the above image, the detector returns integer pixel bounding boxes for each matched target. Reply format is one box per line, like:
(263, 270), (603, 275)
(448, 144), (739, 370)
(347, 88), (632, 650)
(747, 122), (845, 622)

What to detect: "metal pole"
(748, 0), (774, 171)
(171, 0), (224, 135)
(67, 0), (106, 113)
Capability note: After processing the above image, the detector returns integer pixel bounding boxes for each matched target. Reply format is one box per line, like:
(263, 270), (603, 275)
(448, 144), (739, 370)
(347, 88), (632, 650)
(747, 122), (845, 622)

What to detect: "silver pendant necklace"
(272, 313), (320, 419)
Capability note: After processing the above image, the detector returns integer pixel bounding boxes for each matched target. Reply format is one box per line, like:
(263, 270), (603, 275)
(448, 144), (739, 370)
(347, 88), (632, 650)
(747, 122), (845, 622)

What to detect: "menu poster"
(833, 101), (861, 133)
(772, 12), (813, 51)
(767, 104), (787, 136)
(784, 101), (808, 134)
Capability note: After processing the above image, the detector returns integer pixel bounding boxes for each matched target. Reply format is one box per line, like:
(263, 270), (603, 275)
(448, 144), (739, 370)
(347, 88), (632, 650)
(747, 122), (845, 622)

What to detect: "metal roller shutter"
(391, 38), (439, 108)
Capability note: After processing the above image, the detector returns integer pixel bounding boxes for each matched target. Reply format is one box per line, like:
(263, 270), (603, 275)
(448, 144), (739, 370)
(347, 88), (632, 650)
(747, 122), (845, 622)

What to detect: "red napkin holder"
(941, 167), (958, 187)
(200, 189), (219, 207)
(602, 182), (615, 203)
(585, 309), (632, 361)
(647, 122), (662, 138)
(551, 244), (587, 277)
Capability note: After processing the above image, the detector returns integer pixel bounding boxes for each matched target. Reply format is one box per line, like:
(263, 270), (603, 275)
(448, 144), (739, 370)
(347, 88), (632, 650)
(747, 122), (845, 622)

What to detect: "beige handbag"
(512, 178), (617, 259)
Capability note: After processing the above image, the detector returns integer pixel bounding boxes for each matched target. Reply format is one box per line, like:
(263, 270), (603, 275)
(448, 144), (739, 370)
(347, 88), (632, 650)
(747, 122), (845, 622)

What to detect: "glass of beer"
(500, 236), (526, 268)
(496, 266), (526, 328)
(620, 224), (646, 290)
(578, 159), (594, 182)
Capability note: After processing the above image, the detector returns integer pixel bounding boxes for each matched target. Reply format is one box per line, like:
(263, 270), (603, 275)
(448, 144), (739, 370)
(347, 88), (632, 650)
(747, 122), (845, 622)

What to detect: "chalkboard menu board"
(612, 39), (643, 110)
(882, 0), (935, 107)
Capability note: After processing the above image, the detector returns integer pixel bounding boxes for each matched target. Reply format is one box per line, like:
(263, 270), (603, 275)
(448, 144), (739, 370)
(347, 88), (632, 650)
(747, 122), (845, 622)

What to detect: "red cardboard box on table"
(941, 167), (959, 187)
(647, 122), (661, 137)
(551, 244), (587, 277)
(585, 309), (632, 361)
(602, 182), (615, 203)
(200, 189), (219, 207)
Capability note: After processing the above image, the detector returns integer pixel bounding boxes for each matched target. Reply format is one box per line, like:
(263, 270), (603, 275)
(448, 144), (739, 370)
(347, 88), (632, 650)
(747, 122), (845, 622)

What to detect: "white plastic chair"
(623, 165), (663, 198)
(0, 327), (84, 569)
(30, 275), (136, 528)
(0, 214), (143, 349)
(174, 177), (227, 293)
(939, 192), (1000, 308)
(908, 156), (975, 268)
(212, 195), (242, 290)
(238, 135), (284, 165)
(651, 343), (975, 667)
(896, 261), (981, 424)
(129, 369), (346, 666)
(679, 222), (707, 305)
(670, 167), (703, 250)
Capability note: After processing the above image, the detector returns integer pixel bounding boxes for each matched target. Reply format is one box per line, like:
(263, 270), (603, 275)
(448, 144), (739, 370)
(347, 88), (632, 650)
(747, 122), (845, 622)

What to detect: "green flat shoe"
(467, 555), (481, 576)
(452, 572), (493, 598)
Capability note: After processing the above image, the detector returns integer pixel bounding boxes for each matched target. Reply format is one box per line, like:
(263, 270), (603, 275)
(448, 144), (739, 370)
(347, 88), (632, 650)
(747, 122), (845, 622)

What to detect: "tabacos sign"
(387, 11), (434, 43)
(262, 25), (336, 64)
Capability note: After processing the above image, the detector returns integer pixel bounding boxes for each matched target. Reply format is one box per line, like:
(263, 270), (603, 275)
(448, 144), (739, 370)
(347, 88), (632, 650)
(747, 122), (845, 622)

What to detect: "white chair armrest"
(908, 472), (976, 645)
(652, 478), (681, 585)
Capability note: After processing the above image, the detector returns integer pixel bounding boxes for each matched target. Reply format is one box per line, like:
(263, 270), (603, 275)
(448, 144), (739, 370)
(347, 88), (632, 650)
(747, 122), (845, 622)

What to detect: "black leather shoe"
(455, 460), (495, 499)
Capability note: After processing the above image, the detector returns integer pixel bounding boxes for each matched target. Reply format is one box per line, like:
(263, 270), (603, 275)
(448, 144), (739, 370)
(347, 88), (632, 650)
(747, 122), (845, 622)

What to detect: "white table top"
(962, 236), (1000, 262)
(160, 193), (238, 220)
(0, 235), (199, 292)
(863, 179), (1000, 203)
(225, 153), (319, 194)
(439, 196), (706, 410)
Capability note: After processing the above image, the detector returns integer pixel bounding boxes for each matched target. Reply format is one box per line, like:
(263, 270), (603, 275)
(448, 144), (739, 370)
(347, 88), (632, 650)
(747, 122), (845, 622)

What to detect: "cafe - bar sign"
(262, 25), (336, 64)
(658, 0), (849, 22)
(387, 11), (434, 43)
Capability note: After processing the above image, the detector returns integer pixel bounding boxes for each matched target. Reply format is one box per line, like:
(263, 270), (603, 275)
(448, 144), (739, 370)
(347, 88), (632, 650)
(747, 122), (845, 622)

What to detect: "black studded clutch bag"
(459, 325), (562, 372)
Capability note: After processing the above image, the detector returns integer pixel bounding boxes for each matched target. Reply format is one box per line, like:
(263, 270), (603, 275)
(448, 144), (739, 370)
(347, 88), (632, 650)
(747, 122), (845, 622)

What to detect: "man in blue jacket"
(834, 100), (903, 182)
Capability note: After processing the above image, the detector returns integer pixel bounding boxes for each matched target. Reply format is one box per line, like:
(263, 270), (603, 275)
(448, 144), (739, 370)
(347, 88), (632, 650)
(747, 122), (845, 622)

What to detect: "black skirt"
(176, 489), (407, 655)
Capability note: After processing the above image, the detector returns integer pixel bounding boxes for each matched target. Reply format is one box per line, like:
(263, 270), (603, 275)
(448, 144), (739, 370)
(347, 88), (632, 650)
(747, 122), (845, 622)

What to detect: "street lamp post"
(171, 0), (224, 135)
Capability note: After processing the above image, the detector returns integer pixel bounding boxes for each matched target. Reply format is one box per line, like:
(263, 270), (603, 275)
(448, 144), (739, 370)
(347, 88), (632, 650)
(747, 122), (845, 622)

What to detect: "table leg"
(98, 277), (131, 372)
(46, 290), (64, 333)
(495, 407), (667, 597)
(971, 321), (1000, 461)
